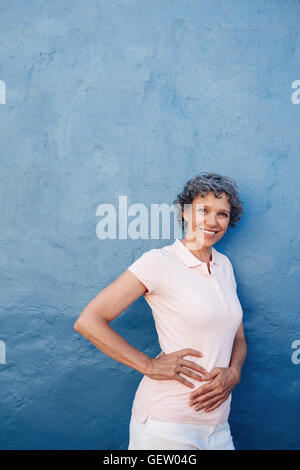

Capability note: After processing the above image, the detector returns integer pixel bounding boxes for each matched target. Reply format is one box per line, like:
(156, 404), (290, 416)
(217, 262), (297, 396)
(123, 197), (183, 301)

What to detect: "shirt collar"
(171, 238), (221, 268)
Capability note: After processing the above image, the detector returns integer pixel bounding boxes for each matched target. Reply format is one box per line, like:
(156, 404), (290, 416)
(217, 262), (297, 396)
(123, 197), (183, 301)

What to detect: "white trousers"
(128, 414), (235, 450)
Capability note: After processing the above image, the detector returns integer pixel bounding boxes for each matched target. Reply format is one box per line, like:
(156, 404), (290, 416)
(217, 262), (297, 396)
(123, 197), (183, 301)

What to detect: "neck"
(180, 237), (212, 264)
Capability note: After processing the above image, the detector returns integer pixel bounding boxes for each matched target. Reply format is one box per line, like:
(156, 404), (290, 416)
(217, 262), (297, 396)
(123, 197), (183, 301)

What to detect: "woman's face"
(182, 191), (231, 248)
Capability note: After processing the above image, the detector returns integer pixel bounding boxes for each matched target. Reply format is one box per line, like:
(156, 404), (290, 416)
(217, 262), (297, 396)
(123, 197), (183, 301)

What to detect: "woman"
(74, 172), (247, 450)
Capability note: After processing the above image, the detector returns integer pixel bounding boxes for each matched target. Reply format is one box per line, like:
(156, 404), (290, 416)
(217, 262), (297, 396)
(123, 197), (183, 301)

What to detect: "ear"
(182, 205), (192, 224)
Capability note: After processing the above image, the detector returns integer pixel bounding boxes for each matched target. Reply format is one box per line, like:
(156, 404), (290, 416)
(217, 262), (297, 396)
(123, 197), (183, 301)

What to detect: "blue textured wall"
(0, 0), (300, 450)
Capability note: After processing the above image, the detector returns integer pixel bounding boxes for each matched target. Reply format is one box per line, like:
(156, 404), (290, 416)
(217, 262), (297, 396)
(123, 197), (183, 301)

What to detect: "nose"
(206, 213), (219, 228)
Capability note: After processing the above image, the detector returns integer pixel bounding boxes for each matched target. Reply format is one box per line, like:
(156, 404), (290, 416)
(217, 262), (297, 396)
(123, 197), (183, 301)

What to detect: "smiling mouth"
(200, 228), (219, 234)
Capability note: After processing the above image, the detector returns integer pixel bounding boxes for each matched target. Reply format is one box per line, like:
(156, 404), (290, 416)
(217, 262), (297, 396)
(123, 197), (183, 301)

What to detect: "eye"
(196, 208), (228, 217)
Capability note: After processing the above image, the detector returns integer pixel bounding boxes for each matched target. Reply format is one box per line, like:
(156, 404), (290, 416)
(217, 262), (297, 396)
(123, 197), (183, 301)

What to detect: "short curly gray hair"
(173, 172), (243, 230)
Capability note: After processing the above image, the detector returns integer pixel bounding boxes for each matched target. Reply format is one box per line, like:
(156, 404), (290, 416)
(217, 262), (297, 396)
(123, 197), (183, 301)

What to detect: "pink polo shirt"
(127, 238), (243, 425)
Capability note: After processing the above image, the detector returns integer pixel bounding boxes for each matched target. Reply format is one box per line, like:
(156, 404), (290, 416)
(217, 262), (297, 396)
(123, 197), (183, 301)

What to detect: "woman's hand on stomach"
(189, 366), (240, 411)
(144, 348), (208, 389)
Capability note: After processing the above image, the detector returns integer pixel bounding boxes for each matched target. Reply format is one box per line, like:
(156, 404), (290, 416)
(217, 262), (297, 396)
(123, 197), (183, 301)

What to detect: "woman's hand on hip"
(189, 366), (240, 412)
(144, 348), (208, 388)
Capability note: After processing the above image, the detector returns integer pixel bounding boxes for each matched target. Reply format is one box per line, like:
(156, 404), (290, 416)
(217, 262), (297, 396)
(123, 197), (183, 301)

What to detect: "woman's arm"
(74, 269), (208, 385)
(74, 270), (152, 374)
(228, 320), (247, 382)
(189, 321), (247, 411)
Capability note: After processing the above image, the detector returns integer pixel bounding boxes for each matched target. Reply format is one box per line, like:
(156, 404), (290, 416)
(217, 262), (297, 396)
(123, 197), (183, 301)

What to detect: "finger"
(201, 368), (221, 381)
(194, 393), (225, 411)
(194, 395), (225, 411)
(175, 373), (196, 389)
(190, 383), (218, 399)
(179, 359), (208, 375)
(179, 366), (207, 382)
(204, 397), (227, 412)
(190, 389), (221, 406)
(180, 348), (203, 358)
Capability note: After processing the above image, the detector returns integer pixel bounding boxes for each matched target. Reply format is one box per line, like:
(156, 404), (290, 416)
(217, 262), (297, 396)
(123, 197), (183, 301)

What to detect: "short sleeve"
(127, 249), (162, 295)
(226, 256), (237, 291)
